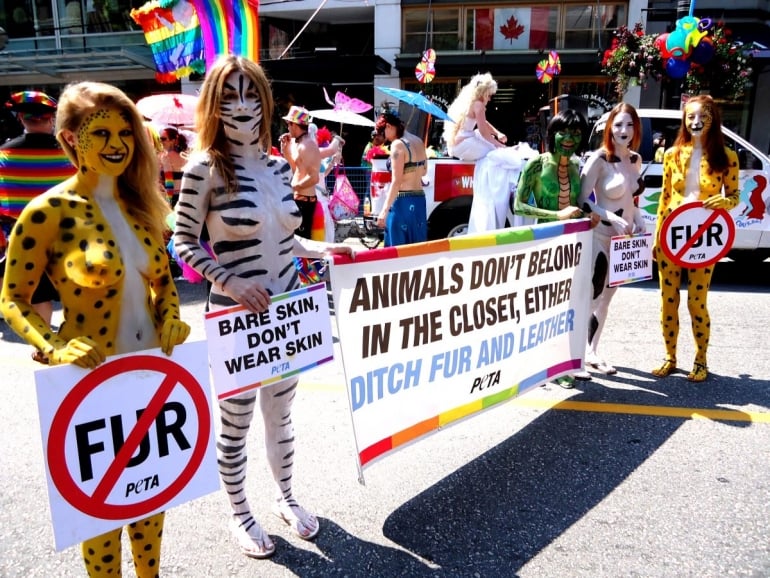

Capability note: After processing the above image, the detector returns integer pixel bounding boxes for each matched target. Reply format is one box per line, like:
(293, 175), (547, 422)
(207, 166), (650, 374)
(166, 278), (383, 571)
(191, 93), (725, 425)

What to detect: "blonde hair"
(195, 55), (274, 194)
(444, 73), (498, 148)
(144, 121), (163, 155)
(55, 81), (169, 244)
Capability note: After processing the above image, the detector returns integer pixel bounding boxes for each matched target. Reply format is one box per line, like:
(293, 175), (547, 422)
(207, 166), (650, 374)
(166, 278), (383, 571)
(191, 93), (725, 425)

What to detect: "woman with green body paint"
(514, 109), (590, 388)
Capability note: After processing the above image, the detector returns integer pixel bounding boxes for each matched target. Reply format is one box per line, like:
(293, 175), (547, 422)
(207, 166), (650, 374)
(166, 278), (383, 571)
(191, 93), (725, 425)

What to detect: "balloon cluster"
(654, 16), (714, 79)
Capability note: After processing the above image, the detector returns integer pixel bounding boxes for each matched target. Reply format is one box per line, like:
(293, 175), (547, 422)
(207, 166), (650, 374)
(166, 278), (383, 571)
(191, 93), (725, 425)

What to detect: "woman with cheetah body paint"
(577, 103), (646, 376)
(514, 109), (589, 389)
(172, 55), (353, 559)
(0, 82), (190, 576)
(652, 95), (739, 383)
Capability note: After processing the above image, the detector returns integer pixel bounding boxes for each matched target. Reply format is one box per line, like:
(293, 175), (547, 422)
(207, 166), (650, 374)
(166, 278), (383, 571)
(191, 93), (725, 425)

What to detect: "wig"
(547, 109), (589, 155)
(443, 73), (498, 148)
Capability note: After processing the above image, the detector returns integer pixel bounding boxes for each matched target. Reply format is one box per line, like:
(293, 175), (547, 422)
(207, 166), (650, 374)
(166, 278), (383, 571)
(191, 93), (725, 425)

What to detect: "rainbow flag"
(0, 149), (75, 220)
(189, 0), (260, 68)
(130, 0), (206, 83)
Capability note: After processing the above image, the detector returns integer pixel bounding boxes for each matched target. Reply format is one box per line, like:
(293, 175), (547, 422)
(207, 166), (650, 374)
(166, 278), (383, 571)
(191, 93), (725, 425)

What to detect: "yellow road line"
(301, 383), (770, 424)
(511, 397), (770, 423)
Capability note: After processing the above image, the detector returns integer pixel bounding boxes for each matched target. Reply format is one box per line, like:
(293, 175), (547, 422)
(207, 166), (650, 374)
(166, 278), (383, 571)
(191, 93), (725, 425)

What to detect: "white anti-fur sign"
(204, 283), (334, 400)
(35, 341), (219, 551)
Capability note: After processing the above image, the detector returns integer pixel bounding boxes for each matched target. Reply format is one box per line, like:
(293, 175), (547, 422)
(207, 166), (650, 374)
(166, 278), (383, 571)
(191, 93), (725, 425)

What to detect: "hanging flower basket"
(601, 23), (663, 99)
(601, 22), (754, 102)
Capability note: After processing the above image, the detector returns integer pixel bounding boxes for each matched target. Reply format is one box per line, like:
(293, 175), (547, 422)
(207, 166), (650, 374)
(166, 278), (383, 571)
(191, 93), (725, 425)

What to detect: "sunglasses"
(159, 137), (170, 141)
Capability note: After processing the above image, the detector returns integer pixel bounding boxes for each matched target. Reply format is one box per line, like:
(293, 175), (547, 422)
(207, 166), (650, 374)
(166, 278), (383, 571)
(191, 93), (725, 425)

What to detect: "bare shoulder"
(470, 99), (485, 115)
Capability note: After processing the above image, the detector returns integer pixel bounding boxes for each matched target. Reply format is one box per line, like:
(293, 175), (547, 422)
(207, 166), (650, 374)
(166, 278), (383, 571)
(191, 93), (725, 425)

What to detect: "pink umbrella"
(136, 93), (198, 126)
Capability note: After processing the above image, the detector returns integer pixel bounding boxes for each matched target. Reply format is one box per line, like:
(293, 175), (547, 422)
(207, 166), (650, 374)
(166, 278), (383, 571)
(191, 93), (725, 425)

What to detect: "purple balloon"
(666, 57), (690, 79)
(691, 38), (715, 64)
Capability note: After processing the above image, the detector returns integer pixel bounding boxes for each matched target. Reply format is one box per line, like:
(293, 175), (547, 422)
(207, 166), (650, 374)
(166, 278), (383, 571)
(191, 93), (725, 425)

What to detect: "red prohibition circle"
(659, 202), (735, 268)
(47, 355), (211, 520)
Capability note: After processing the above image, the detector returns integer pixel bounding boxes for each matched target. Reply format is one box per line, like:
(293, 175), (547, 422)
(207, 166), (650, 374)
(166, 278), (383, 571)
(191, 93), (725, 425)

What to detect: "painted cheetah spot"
(48, 198), (62, 207)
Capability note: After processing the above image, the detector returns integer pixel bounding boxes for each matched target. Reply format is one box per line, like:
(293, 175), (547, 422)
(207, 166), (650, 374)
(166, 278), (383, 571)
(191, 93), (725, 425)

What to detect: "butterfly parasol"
(309, 89), (375, 128)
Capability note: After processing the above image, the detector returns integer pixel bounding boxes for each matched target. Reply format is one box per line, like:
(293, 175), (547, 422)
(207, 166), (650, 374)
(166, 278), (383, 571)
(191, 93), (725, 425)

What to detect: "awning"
(0, 46), (156, 86)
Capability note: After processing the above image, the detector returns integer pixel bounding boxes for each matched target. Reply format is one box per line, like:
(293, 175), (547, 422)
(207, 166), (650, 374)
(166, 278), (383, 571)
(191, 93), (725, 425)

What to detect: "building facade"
(0, 0), (767, 151)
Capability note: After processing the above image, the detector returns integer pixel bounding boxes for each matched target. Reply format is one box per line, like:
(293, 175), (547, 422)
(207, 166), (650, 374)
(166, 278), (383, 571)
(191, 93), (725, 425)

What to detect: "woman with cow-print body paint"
(577, 102), (646, 377)
(172, 55), (354, 559)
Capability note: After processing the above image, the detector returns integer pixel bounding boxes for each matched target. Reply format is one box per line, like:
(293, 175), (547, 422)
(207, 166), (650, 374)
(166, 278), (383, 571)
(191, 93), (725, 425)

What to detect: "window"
(403, 8), (460, 53)
(3, 0), (36, 37)
(466, 6), (558, 50)
(563, 4), (626, 50)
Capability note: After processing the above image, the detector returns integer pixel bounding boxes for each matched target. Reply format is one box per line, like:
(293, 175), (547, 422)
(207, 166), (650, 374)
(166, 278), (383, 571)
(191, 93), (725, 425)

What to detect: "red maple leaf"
(500, 16), (525, 42)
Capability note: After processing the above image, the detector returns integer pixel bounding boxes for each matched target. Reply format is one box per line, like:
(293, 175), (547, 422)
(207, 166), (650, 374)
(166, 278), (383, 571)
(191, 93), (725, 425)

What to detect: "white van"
(590, 108), (770, 263)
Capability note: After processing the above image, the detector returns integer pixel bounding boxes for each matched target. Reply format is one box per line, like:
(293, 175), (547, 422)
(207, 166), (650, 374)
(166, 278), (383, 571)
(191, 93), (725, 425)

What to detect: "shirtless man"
(279, 106), (322, 239)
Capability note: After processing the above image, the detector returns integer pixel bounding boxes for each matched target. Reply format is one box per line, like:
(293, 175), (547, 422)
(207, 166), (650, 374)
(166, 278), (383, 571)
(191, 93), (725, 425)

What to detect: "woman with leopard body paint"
(0, 81), (190, 576)
(651, 95), (739, 382)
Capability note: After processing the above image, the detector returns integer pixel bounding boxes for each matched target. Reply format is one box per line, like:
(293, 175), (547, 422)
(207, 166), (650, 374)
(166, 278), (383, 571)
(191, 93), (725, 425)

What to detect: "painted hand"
(702, 195), (731, 210)
(326, 243), (356, 259)
(557, 206), (583, 220)
(50, 337), (106, 369)
(605, 211), (632, 236)
(224, 275), (271, 313)
(160, 319), (191, 355)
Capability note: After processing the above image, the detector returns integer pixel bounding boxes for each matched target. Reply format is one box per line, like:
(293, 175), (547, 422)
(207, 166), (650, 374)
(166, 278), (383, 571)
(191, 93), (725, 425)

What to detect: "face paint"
(684, 101), (712, 139)
(75, 107), (134, 177)
(220, 71), (263, 143)
(611, 112), (634, 149)
(554, 128), (582, 157)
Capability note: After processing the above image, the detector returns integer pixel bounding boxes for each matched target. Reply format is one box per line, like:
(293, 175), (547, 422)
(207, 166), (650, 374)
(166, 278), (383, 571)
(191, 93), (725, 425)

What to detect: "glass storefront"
(0, 0), (143, 38)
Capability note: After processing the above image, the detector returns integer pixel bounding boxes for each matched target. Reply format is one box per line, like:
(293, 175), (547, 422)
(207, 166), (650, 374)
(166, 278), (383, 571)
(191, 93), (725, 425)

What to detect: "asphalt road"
(1, 258), (769, 577)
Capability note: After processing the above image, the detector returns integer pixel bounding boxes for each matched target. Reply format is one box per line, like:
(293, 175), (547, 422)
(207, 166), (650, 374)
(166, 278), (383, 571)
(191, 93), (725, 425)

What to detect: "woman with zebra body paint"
(172, 55), (353, 559)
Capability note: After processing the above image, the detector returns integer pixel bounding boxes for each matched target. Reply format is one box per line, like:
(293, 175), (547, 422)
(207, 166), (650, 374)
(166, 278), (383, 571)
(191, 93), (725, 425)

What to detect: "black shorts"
(294, 196), (317, 240)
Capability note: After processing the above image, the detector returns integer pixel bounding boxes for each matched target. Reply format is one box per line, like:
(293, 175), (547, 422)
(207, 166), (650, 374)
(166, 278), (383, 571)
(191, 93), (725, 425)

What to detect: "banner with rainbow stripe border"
(330, 220), (592, 480)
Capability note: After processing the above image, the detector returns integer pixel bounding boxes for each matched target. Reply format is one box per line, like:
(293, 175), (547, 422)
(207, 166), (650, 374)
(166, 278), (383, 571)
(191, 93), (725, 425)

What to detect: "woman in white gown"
(444, 74), (536, 232)
(444, 73), (507, 161)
